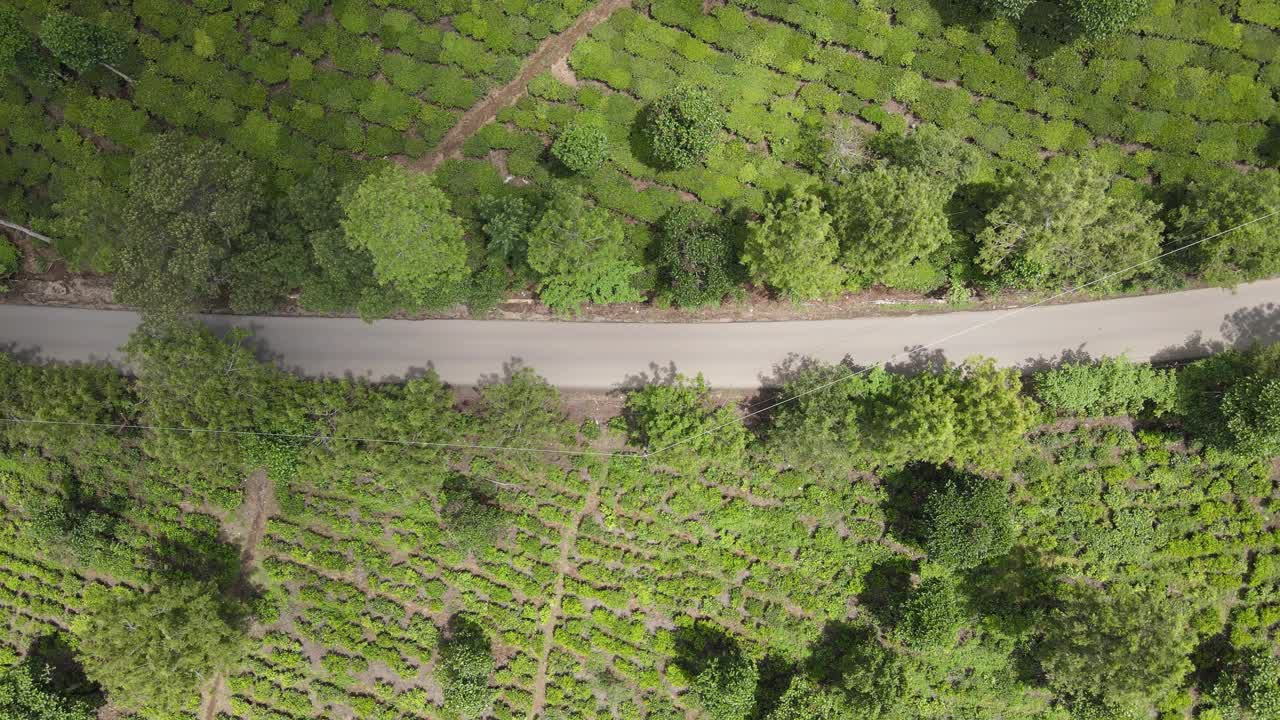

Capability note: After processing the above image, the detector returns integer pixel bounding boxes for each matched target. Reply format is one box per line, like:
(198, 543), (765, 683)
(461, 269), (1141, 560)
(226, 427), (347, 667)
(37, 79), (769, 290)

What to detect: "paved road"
(0, 280), (1277, 388)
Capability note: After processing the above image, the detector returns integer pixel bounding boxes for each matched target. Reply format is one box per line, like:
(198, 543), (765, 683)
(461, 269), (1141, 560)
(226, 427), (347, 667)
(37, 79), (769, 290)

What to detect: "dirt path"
(200, 673), (226, 720)
(413, 0), (632, 173)
(236, 468), (275, 576)
(528, 471), (601, 718)
(198, 470), (276, 720)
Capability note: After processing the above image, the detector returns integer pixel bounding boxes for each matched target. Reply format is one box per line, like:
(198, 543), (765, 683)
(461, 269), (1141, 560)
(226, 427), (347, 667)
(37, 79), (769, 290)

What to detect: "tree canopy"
(643, 86), (722, 170)
(524, 187), (642, 314)
(552, 112), (610, 175)
(1172, 170), (1280, 285)
(439, 615), (496, 719)
(924, 474), (1015, 569)
(976, 160), (1163, 290)
(72, 582), (247, 714)
(742, 186), (843, 301)
(1039, 583), (1194, 714)
(830, 166), (952, 288)
(38, 12), (126, 75)
(113, 134), (260, 319)
(339, 164), (468, 309)
(657, 205), (736, 308)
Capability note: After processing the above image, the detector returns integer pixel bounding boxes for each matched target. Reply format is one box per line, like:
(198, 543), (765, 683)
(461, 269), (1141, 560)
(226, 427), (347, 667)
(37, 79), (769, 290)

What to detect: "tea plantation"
(1, 327), (1280, 719)
(2, 0), (1279, 317)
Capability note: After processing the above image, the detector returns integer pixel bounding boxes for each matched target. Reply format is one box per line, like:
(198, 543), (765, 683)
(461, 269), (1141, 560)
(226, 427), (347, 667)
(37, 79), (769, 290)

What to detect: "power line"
(1, 209), (1276, 461)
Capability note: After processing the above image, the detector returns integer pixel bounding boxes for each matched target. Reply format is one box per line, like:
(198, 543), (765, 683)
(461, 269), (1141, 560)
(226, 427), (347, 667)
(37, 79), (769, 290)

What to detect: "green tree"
(874, 125), (985, 189)
(1039, 584), (1193, 714)
(124, 324), (307, 481)
(896, 577), (964, 647)
(45, 171), (124, 273)
(441, 477), (505, 554)
(1034, 356), (1177, 417)
(1178, 344), (1280, 458)
(643, 86), (722, 170)
(948, 358), (1035, 470)
(829, 166), (952, 288)
(0, 238), (17, 287)
(690, 654), (758, 720)
(477, 192), (536, 269)
(981, 0), (1034, 19)
(525, 187), (641, 314)
(657, 205), (736, 308)
(858, 371), (958, 468)
(38, 12), (128, 79)
(976, 160), (1163, 290)
(0, 7), (31, 76)
(340, 165), (468, 309)
(439, 615), (496, 719)
(0, 663), (95, 720)
(231, 167), (343, 315)
(73, 583), (247, 714)
(767, 363), (894, 473)
(809, 623), (905, 718)
(1220, 376), (1280, 458)
(924, 475), (1015, 570)
(551, 113), (610, 175)
(742, 186), (844, 301)
(226, 233), (310, 314)
(1208, 651), (1280, 720)
(1171, 170), (1280, 285)
(114, 134), (260, 318)
(476, 366), (572, 450)
(1065, 0), (1149, 38)
(625, 374), (749, 462)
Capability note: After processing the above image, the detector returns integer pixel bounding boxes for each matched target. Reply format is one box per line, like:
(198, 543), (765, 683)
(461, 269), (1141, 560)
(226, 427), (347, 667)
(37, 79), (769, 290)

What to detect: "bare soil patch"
(550, 57), (580, 87)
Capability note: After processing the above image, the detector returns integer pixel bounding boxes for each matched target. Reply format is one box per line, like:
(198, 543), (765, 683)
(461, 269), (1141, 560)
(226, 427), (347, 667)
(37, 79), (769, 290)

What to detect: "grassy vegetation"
(0, 329), (1278, 719)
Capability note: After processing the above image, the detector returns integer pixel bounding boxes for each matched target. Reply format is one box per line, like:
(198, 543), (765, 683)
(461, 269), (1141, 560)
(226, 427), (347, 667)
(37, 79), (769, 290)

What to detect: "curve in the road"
(0, 279), (1276, 388)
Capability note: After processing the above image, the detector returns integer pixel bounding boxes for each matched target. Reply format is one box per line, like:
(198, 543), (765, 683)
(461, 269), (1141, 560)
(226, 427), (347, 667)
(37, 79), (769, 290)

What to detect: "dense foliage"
(552, 112), (611, 175)
(339, 164), (468, 309)
(525, 185), (642, 314)
(2, 0), (1278, 318)
(642, 86), (722, 170)
(742, 187), (843, 301)
(1, 327), (1275, 718)
(74, 583), (247, 714)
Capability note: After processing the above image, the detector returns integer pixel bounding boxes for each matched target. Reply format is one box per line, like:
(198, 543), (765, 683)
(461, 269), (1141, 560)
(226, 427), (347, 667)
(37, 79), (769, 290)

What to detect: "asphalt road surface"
(1, 280), (1277, 388)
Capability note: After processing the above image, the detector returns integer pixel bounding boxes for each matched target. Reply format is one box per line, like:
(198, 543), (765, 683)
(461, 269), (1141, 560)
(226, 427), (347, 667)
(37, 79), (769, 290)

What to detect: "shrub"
(897, 578), (964, 647)
(1035, 356), (1177, 417)
(924, 474), (1015, 570)
(643, 86), (723, 170)
(551, 113), (610, 175)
